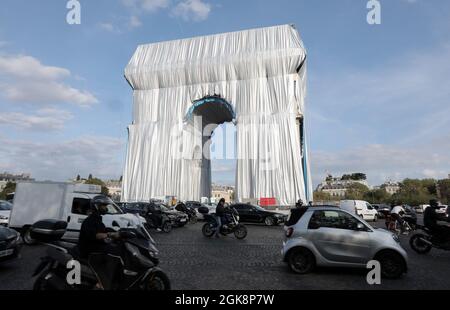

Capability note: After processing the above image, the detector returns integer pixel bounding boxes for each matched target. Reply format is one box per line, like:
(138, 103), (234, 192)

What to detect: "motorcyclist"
(390, 202), (406, 234)
(78, 195), (121, 258)
(215, 198), (226, 238)
(295, 199), (304, 209)
(424, 199), (450, 242)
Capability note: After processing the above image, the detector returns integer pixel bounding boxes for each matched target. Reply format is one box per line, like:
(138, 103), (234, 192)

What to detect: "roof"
(125, 24), (306, 90)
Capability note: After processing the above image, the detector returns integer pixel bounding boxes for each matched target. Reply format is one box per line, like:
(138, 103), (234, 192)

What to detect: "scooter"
(31, 218), (171, 290)
(201, 207), (247, 240)
(409, 225), (450, 254)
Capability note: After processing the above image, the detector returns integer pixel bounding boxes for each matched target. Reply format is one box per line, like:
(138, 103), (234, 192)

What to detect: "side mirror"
(356, 223), (365, 231)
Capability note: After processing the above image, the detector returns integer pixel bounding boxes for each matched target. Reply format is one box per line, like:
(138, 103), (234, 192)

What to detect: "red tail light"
(286, 227), (294, 238)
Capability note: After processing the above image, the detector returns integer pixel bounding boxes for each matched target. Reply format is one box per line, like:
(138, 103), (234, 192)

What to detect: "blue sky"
(0, 0), (449, 187)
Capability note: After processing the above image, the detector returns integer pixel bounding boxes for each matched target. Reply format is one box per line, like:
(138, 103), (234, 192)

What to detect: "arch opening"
(184, 96), (236, 200)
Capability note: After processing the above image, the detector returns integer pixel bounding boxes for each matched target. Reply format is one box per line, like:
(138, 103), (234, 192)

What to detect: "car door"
(234, 204), (250, 222)
(307, 210), (372, 264)
(65, 196), (91, 241)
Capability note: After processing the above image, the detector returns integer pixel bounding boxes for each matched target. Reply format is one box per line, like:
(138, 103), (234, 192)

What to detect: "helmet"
(296, 199), (304, 208)
(91, 195), (111, 215)
(429, 199), (439, 208)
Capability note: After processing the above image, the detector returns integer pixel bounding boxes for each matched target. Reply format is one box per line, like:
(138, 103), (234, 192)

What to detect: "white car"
(282, 206), (408, 279)
(0, 200), (12, 226)
(340, 200), (379, 222)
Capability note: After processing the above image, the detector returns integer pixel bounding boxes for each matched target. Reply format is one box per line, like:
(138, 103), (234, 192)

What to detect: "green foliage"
(0, 182), (16, 200)
(341, 173), (367, 181)
(390, 179), (436, 206)
(313, 191), (333, 201)
(437, 179), (450, 204)
(363, 188), (390, 204)
(344, 183), (370, 200)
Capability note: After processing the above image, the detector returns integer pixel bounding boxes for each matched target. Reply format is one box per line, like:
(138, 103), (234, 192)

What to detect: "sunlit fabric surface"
(122, 24), (313, 205)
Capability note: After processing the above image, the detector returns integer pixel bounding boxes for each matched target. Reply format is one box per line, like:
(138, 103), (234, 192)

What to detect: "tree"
(119, 175), (123, 182)
(345, 183), (370, 200)
(438, 179), (450, 204)
(363, 188), (390, 204)
(76, 174), (81, 181)
(88, 174), (93, 181)
(0, 182), (16, 200)
(313, 191), (333, 201)
(391, 179), (434, 206)
(84, 177), (109, 196)
(342, 173), (367, 181)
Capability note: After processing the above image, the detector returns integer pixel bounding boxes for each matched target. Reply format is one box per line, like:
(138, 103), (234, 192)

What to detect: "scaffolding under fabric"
(122, 24), (313, 206)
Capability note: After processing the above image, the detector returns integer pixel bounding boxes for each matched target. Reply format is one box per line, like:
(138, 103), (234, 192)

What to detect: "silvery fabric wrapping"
(122, 24), (313, 206)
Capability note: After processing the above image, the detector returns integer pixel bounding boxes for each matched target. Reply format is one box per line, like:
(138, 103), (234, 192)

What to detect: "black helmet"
(296, 199), (304, 208)
(429, 199), (439, 208)
(91, 195), (111, 214)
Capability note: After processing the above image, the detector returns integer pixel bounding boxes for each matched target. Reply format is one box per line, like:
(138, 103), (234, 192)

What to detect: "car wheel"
(288, 248), (315, 274)
(162, 222), (172, 233)
(409, 234), (432, 254)
(373, 215), (378, 222)
(23, 226), (37, 245)
(376, 251), (405, 279)
(264, 216), (274, 226)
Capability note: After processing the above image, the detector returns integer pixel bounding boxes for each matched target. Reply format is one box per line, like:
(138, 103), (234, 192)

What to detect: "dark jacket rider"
(424, 199), (450, 241)
(78, 195), (120, 258)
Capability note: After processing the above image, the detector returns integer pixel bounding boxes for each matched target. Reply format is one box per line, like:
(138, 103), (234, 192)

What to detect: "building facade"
(0, 172), (34, 191)
(316, 175), (369, 198)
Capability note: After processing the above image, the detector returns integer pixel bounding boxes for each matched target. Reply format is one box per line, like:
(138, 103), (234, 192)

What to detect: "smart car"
(282, 206), (408, 278)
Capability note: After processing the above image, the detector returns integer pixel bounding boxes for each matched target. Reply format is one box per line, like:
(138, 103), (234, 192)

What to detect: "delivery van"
(9, 181), (145, 244)
(339, 200), (378, 222)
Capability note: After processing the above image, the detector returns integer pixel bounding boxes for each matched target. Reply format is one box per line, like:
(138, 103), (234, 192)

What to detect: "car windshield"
(0, 201), (13, 210)
(104, 199), (123, 215)
(254, 205), (266, 211)
(160, 205), (170, 212)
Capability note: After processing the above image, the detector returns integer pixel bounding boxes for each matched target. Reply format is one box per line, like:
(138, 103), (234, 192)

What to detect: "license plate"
(0, 249), (14, 258)
(180, 218), (187, 222)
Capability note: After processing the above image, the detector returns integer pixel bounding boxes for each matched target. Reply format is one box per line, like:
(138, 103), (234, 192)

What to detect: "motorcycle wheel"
(410, 234), (432, 254)
(202, 223), (215, 237)
(162, 222), (172, 233)
(33, 270), (52, 291)
(145, 271), (171, 290)
(234, 225), (247, 240)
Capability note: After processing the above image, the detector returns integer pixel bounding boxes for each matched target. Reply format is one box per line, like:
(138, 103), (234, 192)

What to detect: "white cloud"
(98, 22), (116, 32)
(171, 0), (211, 21)
(0, 135), (124, 181)
(311, 137), (450, 187)
(122, 0), (170, 12)
(0, 109), (73, 131)
(0, 54), (98, 107)
(129, 15), (142, 28)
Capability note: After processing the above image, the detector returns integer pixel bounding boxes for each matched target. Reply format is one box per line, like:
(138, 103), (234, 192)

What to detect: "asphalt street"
(1, 218), (449, 290)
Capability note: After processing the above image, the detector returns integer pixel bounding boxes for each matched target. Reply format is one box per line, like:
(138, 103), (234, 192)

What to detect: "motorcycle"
(409, 225), (450, 254)
(385, 210), (417, 235)
(201, 207), (247, 239)
(31, 218), (171, 290)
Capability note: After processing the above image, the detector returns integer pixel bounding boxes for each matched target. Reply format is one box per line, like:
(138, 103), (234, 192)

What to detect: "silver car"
(282, 206), (408, 279)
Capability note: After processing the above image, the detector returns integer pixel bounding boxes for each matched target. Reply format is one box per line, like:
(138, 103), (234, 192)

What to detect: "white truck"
(340, 200), (379, 222)
(9, 181), (145, 244)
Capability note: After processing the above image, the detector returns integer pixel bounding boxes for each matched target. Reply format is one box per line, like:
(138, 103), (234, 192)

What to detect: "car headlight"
(392, 234), (400, 243)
